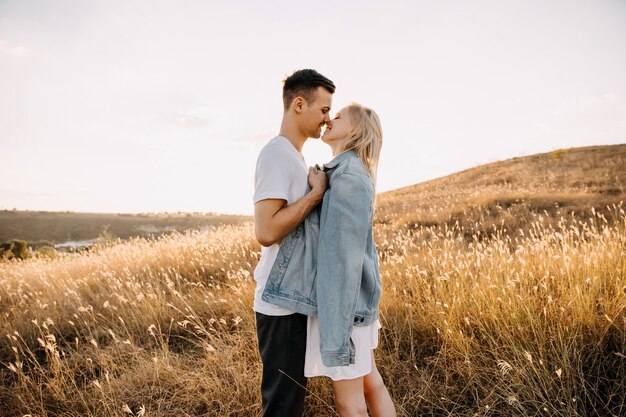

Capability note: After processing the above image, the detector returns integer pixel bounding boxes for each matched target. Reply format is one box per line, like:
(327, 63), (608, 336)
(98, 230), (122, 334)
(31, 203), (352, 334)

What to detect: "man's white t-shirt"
(253, 136), (308, 316)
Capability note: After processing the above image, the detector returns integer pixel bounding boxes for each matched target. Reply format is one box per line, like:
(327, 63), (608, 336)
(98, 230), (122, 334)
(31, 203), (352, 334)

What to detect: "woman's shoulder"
(331, 161), (373, 195)
(333, 152), (369, 180)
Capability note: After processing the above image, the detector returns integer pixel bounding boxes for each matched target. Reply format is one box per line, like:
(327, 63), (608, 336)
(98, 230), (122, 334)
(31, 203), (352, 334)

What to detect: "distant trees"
(35, 245), (59, 259)
(0, 239), (32, 260)
(0, 239), (60, 261)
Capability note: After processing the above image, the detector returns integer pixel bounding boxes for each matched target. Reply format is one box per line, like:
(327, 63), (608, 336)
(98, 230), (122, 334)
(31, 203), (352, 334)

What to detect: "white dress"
(304, 316), (382, 381)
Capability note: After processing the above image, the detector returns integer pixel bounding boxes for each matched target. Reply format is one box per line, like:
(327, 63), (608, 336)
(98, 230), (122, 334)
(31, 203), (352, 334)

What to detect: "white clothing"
(252, 136), (308, 316)
(305, 317), (382, 381)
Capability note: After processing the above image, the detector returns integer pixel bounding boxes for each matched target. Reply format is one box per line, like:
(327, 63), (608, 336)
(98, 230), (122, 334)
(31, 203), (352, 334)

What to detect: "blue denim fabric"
(262, 150), (382, 367)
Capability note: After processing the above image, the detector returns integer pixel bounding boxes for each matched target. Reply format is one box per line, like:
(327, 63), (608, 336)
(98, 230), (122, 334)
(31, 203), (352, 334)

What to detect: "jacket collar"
(323, 149), (357, 171)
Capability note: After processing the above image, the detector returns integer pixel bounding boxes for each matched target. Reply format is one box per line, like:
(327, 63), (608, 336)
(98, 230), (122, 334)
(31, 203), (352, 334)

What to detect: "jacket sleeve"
(316, 172), (372, 367)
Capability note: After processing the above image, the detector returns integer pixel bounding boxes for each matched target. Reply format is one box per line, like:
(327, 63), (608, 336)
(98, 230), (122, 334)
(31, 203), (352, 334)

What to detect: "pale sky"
(1, 0), (625, 215)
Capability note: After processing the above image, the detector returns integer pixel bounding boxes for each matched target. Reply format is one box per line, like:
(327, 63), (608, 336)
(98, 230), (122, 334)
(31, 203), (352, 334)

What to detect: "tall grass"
(0, 225), (261, 416)
(0, 206), (624, 416)
(376, 204), (625, 416)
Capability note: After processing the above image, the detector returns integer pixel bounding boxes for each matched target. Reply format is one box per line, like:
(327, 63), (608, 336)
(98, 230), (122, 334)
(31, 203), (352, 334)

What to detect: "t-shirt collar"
(276, 136), (305, 161)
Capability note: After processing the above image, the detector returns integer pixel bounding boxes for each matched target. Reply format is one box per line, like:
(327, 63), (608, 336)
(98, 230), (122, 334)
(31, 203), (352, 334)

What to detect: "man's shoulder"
(258, 136), (302, 165)
(259, 136), (289, 156)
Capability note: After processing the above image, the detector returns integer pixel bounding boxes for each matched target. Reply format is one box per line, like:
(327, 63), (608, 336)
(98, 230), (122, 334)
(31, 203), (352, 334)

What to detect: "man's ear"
(293, 96), (304, 114)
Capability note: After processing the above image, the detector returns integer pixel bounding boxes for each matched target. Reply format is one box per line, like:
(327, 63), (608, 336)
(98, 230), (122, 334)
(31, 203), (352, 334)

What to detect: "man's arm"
(254, 167), (327, 247)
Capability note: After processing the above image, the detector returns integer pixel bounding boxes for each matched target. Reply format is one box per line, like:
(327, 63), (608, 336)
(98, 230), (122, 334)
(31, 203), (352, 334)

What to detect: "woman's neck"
(330, 142), (346, 157)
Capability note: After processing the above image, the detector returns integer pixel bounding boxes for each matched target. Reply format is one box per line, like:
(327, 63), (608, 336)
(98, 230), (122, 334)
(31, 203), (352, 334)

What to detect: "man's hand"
(254, 167), (328, 247)
(308, 165), (328, 198)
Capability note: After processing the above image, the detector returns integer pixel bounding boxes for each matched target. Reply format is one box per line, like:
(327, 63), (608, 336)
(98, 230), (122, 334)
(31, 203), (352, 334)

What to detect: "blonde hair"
(340, 102), (383, 200)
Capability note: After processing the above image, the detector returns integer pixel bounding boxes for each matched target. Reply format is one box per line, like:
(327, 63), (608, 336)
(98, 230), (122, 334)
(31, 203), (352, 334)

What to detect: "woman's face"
(322, 107), (352, 146)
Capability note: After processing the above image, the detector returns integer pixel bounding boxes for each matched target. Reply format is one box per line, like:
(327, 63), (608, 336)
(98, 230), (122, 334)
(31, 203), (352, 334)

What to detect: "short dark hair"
(282, 69), (336, 110)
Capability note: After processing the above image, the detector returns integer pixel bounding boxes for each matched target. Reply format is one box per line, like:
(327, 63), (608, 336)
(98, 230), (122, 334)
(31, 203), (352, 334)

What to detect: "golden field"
(0, 145), (625, 416)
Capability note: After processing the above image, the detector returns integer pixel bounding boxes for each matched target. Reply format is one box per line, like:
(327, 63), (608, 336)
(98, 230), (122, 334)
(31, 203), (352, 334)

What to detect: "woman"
(304, 103), (396, 417)
(261, 103), (395, 416)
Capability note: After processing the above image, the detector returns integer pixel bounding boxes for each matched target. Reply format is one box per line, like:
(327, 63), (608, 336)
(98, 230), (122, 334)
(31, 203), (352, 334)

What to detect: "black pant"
(255, 312), (308, 417)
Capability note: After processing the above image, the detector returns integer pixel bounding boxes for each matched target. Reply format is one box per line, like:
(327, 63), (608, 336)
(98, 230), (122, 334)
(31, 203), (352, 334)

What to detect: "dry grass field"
(0, 145), (624, 416)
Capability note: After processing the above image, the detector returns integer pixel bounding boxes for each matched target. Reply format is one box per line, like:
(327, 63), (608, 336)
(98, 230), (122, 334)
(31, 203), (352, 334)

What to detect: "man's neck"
(279, 118), (307, 153)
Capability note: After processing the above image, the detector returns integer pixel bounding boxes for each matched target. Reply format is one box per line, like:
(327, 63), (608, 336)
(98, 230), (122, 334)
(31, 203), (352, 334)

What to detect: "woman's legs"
(363, 354), (396, 417)
(332, 377), (368, 417)
(331, 354), (396, 417)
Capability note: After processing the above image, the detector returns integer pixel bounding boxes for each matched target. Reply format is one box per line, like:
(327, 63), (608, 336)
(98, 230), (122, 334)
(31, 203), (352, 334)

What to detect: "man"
(253, 69), (335, 417)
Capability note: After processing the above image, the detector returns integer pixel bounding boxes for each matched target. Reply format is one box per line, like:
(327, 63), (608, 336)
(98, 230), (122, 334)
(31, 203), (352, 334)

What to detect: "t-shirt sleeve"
(253, 145), (293, 204)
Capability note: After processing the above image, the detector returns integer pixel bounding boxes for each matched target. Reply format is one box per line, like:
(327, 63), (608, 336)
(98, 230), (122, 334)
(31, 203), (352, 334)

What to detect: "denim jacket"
(262, 149), (382, 367)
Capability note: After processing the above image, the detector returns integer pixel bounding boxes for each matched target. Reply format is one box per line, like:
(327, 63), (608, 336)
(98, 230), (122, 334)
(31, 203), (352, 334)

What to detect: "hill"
(375, 144), (626, 234)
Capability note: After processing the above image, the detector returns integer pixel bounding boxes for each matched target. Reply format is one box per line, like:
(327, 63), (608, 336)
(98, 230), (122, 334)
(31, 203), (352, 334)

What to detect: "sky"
(1, 0), (625, 215)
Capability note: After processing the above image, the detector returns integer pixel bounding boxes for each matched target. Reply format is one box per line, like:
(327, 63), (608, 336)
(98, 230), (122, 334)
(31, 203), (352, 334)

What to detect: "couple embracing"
(253, 69), (396, 417)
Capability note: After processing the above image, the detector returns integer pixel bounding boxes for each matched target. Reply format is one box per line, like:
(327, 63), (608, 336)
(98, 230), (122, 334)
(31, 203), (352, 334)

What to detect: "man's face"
(301, 86), (332, 139)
